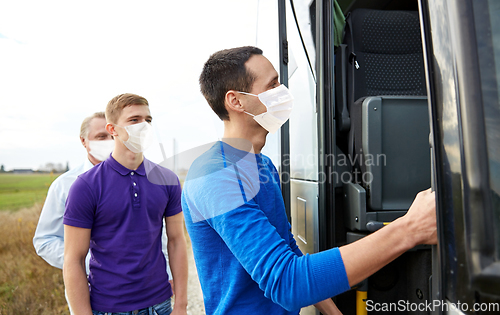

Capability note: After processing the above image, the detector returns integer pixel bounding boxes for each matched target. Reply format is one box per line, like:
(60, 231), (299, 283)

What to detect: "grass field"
(0, 173), (59, 212)
(0, 205), (68, 314)
(0, 173), (201, 314)
(0, 173), (68, 314)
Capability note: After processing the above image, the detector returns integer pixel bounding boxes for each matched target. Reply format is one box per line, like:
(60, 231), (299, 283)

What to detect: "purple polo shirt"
(63, 155), (182, 312)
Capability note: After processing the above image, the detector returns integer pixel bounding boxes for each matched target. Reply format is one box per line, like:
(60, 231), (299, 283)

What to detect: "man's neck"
(111, 143), (144, 170)
(223, 120), (267, 154)
(87, 154), (100, 166)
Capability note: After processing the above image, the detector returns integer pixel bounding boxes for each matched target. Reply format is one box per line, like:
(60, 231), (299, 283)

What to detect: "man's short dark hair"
(199, 46), (263, 121)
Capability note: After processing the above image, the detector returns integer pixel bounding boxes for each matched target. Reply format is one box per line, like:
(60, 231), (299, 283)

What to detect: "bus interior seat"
(335, 8), (431, 231)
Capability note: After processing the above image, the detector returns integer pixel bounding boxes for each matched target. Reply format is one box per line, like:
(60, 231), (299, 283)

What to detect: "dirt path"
(185, 234), (205, 315)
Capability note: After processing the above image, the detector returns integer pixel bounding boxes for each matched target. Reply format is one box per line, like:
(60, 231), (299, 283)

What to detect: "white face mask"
(88, 139), (114, 161)
(239, 84), (294, 133)
(116, 121), (153, 153)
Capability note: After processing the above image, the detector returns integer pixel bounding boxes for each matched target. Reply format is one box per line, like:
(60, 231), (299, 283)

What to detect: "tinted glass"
(291, 0), (316, 79)
(473, 0), (500, 258)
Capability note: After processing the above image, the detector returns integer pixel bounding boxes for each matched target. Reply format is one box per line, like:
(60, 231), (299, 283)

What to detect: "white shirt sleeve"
(33, 178), (67, 269)
(33, 161), (92, 274)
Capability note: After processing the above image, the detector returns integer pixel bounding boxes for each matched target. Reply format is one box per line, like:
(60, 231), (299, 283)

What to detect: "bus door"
(421, 0), (500, 313)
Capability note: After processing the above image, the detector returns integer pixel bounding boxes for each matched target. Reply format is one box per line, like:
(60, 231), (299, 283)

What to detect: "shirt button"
(133, 182), (137, 186)
(134, 193), (138, 197)
(131, 172), (135, 175)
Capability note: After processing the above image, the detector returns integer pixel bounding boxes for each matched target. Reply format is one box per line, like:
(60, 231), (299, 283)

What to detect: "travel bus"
(256, 0), (500, 314)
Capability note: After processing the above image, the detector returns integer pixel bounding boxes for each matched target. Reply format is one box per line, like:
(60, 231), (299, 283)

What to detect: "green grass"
(0, 173), (60, 211)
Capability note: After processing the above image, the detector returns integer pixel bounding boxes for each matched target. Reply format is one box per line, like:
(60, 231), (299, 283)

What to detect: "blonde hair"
(80, 112), (106, 139)
(105, 93), (149, 124)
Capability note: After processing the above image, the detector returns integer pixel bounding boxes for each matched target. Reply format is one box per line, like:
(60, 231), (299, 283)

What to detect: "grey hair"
(80, 112), (106, 139)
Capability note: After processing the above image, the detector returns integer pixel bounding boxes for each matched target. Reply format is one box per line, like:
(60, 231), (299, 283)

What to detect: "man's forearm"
(167, 237), (188, 307)
(339, 217), (411, 287)
(314, 298), (343, 315)
(63, 260), (92, 315)
(339, 189), (436, 287)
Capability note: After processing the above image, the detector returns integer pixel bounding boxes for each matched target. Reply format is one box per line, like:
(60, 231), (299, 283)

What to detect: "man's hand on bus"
(402, 188), (437, 247)
(339, 188), (437, 287)
(314, 298), (343, 315)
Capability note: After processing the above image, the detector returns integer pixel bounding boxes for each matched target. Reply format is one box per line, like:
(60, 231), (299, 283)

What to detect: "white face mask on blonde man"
(114, 121), (154, 153)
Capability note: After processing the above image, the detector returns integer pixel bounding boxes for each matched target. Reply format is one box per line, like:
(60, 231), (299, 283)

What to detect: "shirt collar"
(107, 154), (146, 176)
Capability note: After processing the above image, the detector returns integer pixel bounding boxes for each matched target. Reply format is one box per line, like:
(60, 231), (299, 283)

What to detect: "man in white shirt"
(33, 111), (173, 310)
(33, 112), (113, 272)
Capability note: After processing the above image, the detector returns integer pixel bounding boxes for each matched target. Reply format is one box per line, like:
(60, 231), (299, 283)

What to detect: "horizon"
(0, 0), (278, 171)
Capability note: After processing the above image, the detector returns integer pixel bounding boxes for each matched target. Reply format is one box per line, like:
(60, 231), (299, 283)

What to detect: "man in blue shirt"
(182, 46), (437, 314)
(63, 94), (188, 315)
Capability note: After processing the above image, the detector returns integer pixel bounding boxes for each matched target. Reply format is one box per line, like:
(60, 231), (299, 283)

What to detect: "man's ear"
(106, 123), (117, 136)
(225, 90), (245, 114)
(80, 136), (86, 147)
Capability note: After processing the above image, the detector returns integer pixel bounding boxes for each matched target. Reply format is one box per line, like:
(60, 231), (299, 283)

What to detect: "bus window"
(290, 0), (317, 79)
(287, 0), (318, 182)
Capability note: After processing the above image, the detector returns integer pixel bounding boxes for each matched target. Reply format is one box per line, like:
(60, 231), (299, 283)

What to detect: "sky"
(0, 0), (268, 171)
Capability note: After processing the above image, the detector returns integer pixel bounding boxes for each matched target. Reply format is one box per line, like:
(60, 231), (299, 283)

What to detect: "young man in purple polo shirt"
(63, 93), (188, 315)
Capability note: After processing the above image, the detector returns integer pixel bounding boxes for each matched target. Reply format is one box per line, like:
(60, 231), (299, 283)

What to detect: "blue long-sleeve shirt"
(182, 141), (350, 314)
